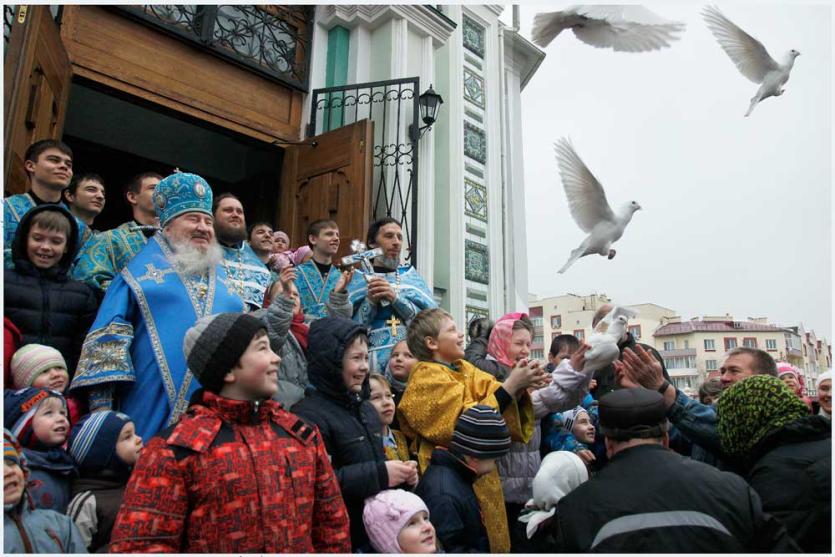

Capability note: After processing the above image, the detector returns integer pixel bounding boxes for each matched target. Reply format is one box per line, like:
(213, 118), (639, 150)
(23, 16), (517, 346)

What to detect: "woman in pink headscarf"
(777, 362), (813, 412)
(464, 312), (534, 381)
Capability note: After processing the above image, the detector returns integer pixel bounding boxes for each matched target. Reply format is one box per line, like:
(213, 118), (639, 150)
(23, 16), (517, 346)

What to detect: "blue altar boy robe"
(296, 259), (341, 322)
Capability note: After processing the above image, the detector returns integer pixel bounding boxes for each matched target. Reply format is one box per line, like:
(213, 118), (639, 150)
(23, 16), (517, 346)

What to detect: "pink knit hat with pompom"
(363, 489), (430, 553)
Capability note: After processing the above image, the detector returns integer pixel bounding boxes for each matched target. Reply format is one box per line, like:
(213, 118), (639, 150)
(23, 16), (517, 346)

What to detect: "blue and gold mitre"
(153, 172), (213, 227)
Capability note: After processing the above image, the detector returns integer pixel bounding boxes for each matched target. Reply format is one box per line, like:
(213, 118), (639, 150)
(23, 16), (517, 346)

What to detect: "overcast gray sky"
(508, 2), (832, 340)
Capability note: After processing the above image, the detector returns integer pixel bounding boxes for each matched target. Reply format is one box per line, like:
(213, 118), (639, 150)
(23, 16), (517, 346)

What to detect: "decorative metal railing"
(114, 5), (313, 91)
(309, 77), (420, 266)
(3, 5), (14, 48)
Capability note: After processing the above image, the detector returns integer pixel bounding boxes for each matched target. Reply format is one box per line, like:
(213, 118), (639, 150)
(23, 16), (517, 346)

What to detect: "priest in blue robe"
(347, 217), (437, 372)
(72, 172), (162, 294)
(212, 193), (274, 310)
(69, 173), (245, 439)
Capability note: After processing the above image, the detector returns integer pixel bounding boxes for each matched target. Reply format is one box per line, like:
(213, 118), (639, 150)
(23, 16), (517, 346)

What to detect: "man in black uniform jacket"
(552, 388), (800, 553)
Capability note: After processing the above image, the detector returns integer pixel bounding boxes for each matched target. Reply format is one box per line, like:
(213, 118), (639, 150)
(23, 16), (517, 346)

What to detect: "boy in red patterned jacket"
(109, 312), (351, 553)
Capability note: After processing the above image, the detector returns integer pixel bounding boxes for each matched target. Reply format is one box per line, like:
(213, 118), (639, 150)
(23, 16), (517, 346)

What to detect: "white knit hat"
(519, 451), (589, 539)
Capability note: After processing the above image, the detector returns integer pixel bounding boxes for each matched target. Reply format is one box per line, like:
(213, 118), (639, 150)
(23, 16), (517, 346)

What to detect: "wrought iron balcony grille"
(115, 5), (312, 91)
(4, 5), (15, 47)
(309, 78), (421, 267)
(5, 5), (63, 56)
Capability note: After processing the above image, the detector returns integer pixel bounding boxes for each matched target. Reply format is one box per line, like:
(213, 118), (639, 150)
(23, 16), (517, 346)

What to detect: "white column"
(416, 34), (435, 288)
(504, 67), (529, 311)
(348, 25), (371, 84)
(483, 16), (505, 317)
(391, 17), (408, 78)
(303, 7), (332, 138)
(444, 5), (465, 325)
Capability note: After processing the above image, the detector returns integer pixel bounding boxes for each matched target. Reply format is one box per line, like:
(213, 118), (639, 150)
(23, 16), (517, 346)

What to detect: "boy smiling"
(110, 312), (350, 553)
(398, 308), (547, 552)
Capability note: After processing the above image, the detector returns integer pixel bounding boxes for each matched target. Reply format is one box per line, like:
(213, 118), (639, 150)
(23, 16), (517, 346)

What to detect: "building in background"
(797, 324), (832, 397)
(528, 292), (832, 394)
(527, 292), (675, 362)
(654, 317), (787, 391)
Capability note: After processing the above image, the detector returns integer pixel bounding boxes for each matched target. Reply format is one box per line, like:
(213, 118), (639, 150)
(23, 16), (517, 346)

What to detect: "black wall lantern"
(409, 84), (444, 143)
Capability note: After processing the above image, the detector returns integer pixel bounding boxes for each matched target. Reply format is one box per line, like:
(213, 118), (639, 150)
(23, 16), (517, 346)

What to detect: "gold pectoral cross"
(386, 315), (401, 337)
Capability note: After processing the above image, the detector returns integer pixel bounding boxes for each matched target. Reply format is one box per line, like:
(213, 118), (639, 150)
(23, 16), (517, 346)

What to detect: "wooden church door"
(4, 6), (73, 196)
(279, 118), (374, 260)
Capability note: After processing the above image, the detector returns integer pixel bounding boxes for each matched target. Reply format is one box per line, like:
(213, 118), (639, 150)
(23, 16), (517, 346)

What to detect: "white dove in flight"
(702, 5), (800, 117)
(531, 5), (686, 52)
(555, 138), (642, 274)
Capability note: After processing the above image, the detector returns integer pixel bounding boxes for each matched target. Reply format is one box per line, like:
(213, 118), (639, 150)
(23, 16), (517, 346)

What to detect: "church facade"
(3, 4), (543, 326)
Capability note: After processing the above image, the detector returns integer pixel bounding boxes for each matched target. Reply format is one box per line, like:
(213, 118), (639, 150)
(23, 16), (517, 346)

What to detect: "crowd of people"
(3, 138), (832, 553)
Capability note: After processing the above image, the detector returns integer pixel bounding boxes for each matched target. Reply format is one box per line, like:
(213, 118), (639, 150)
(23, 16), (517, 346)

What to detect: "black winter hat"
(598, 388), (669, 441)
(450, 404), (511, 459)
(183, 312), (265, 393)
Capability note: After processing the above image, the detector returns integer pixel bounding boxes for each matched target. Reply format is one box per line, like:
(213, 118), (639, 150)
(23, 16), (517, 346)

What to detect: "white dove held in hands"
(702, 5), (800, 117)
(555, 138), (642, 274)
(581, 306), (638, 373)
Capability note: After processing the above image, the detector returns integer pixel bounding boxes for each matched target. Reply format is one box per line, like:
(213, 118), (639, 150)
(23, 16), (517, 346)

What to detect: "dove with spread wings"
(702, 5), (800, 117)
(555, 138), (642, 274)
(531, 5), (686, 52)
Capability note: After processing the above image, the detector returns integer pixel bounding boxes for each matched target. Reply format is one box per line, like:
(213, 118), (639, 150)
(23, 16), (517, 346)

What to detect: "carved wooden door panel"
(4, 6), (72, 196)
(279, 118), (373, 260)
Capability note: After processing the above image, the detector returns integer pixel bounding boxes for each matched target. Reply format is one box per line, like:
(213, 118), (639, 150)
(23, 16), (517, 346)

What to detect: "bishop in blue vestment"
(68, 173), (245, 439)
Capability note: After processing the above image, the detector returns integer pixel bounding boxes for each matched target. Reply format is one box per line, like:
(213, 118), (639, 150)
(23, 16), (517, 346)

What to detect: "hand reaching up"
(614, 345), (664, 390)
(333, 268), (355, 293)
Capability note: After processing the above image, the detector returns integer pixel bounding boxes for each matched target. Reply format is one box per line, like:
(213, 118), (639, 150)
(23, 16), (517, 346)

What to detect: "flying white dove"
(702, 5), (800, 117)
(555, 138), (641, 274)
(531, 5), (686, 52)
(581, 306), (638, 372)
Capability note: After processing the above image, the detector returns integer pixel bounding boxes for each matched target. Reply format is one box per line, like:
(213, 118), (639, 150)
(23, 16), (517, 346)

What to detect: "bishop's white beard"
(166, 235), (224, 276)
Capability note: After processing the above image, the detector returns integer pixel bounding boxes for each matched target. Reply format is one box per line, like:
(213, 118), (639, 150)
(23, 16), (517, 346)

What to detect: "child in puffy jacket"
(4, 388), (76, 513)
(66, 411), (143, 552)
(4, 428), (86, 553)
(3, 205), (98, 375)
(110, 312), (351, 553)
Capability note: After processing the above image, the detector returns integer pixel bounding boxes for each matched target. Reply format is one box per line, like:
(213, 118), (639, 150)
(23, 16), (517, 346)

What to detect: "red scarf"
(290, 310), (309, 352)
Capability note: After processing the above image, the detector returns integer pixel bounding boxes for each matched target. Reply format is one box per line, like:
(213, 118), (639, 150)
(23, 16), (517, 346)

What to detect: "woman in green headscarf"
(717, 375), (830, 553)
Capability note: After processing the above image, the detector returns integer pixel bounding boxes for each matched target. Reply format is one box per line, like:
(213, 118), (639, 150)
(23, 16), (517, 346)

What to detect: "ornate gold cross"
(137, 263), (175, 285)
(386, 315), (401, 337)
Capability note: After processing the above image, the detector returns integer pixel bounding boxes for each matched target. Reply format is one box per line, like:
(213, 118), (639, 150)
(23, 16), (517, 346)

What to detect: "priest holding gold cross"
(347, 217), (437, 372)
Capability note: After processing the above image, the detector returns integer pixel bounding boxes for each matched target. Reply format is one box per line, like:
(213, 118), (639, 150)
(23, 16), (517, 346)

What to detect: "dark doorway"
(62, 79), (283, 232)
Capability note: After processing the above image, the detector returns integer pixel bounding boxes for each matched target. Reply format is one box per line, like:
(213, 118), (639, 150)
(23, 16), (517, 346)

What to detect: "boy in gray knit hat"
(414, 405), (512, 552)
(110, 312), (351, 553)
